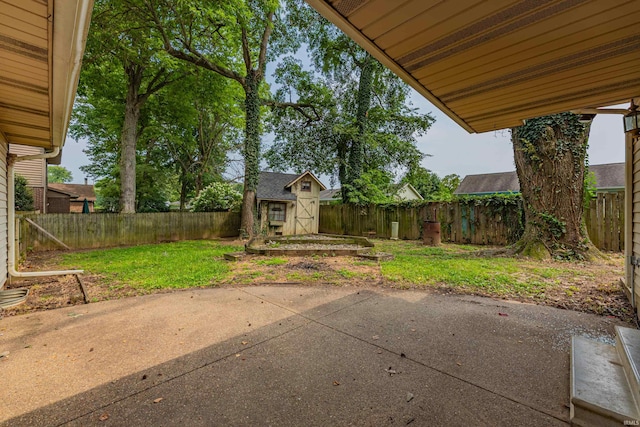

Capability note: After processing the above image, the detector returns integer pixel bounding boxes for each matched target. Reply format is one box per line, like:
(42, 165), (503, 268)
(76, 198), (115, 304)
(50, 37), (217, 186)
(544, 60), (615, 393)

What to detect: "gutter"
(5, 147), (83, 287)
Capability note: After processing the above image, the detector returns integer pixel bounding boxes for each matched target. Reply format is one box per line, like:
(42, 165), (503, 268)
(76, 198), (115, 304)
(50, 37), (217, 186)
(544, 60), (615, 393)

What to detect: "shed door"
(295, 198), (315, 235)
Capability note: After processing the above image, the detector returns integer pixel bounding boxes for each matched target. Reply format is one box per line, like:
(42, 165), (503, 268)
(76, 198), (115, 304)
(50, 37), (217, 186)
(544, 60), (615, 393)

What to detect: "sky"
(59, 95), (627, 185)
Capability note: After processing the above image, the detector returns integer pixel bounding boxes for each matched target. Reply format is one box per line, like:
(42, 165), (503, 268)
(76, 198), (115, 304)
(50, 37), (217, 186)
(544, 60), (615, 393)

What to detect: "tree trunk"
(240, 72), (261, 237)
(343, 54), (374, 203)
(119, 66), (143, 214)
(511, 112), (598, 260)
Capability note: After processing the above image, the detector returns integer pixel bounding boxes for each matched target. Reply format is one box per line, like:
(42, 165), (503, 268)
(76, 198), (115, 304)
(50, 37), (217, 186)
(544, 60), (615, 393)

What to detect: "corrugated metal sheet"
(307, 0), (640, 132)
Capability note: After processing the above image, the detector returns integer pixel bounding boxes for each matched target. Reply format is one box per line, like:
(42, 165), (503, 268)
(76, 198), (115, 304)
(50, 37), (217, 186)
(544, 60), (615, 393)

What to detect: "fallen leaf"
(410, 329), (416, 332)
(153, 397), (163, 404)
(372, 335), (379, 340)
(241, 341), (248, 345)
(456, 362), (462, 366)
(99, 413), (109, 421)
(333, 381), (340, 386)
(498, 313), (508, 317)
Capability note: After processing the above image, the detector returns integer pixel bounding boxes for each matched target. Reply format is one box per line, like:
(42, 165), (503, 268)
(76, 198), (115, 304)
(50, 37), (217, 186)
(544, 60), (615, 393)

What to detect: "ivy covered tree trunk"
(343, 53), (374, 203)
(240, 72), (261, 237)
(511, 112), (598, 260)
(120, 66), (143, 214)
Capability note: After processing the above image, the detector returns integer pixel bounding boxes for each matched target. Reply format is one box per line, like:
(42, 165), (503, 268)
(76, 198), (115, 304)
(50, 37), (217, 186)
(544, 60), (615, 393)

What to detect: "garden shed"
(256, 171), (326, 236)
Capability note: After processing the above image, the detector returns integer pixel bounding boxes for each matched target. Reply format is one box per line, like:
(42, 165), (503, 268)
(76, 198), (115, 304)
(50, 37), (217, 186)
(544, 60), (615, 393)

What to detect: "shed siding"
(0, 139), (8, 286)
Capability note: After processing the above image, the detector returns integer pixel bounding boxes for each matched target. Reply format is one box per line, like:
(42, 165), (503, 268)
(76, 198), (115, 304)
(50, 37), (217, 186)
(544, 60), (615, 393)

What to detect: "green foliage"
(47, 166), (73, 183)
(191, 182), (242, 212)
(342, 170), (395, 205)
(14, 175), (34, 211)
(583, 171), (597, 209)
(401, 166), (460, 201)
(266, 2), (434, 200)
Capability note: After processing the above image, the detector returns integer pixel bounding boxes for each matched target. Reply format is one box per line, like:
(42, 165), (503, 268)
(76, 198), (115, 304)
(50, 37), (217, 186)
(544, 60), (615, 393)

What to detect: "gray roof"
(590, 162), (625, 189)
(320, 188), (341, 201)
(455, 162), (624, 195)
(256, 171), (299, 201)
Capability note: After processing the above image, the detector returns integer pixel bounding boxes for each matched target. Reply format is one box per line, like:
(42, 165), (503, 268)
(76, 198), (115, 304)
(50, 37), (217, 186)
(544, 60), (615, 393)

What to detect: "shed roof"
(320, 188), (341, 201)
(48, 183), (96, 201)
(454, 162), (625, 195)
(305, 0), (640, 133)
(257, 172), (299, 201)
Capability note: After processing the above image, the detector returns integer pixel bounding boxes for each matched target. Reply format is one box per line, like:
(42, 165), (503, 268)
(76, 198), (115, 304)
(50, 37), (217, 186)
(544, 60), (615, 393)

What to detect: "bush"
(15, 174), (34, 211)
(191, 182), (242, 212)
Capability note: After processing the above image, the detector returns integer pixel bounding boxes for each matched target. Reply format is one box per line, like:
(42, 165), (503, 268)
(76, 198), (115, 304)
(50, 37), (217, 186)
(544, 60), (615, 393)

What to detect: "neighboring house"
(10, 145), (47, 212)
(454, 162), (625, 196)
(391, 183), (424, 201)
(319, 188), (341, 205)
(319, 183), (424, 204)
(46, 187), (75, 213)
(48, 182), (96, 213)
(257, 171), (326, 236)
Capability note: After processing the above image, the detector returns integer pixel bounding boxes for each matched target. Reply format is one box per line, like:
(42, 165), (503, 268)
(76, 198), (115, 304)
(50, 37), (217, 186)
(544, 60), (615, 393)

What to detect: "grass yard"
(3, 238), (631, 321)
(60, 240), (242, 289)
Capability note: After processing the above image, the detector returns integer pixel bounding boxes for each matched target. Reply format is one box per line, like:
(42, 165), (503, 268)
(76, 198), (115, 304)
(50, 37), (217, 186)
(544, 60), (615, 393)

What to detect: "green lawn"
(375, 240), (567, 296)
(61, 240), (242, 290)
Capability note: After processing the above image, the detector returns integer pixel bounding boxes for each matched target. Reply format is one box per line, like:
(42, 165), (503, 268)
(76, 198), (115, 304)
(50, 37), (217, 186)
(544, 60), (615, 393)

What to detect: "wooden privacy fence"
(319, 202), (523, 246)
(319, 191), (625, 251)
(584, 192), (625, 252)
(19, 212), (241, 253)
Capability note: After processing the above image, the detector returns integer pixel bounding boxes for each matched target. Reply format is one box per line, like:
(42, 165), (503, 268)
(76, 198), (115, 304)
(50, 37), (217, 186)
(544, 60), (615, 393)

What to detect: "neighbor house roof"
(257, 171), (326, 202)
(48, 183), (96, 201)
(320, 188), (341, 201)
(305, 1), (640, 133)
(0, 0), (94, 149)
(455, 162), (625, 195)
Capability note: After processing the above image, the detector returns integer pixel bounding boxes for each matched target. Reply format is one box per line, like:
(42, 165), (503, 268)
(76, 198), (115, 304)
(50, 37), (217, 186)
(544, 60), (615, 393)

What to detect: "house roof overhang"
(305, 0), (640, 133)
(0, 0), (94, 149)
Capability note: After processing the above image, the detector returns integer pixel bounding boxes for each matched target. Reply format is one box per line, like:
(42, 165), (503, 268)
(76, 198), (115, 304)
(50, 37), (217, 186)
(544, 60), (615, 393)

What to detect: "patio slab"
(0, 286), (625, 426)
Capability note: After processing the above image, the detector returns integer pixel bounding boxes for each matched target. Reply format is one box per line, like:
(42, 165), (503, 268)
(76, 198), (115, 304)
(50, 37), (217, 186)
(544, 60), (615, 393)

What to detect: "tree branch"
(256, 11), (275, 79)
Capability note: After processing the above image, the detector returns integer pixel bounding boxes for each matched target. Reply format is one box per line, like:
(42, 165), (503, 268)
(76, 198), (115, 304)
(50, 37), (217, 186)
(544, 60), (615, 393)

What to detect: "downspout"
(7, 147), (83, 282)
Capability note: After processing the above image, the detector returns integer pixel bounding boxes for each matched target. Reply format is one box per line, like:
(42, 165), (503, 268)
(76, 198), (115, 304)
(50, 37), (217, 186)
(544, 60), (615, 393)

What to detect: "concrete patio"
(0, 286), (625, 426)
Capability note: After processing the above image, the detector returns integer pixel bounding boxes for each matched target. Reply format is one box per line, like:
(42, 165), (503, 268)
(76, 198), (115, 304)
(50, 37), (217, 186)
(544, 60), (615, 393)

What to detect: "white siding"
(0, 140), (8, 287)
(9, 144), (45, 187)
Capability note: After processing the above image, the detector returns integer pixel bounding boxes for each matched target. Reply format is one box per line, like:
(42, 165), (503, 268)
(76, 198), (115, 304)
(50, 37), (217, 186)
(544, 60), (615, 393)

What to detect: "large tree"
(511, 112), (598, 260)
(135, 0), (301, 236)
(76, 0), (181, 213)
(266, 3), (434, 201)
(149, 71), (243, 210)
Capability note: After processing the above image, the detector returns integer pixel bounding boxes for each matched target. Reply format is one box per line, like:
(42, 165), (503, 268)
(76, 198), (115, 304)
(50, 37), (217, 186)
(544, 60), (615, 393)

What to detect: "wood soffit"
(307, 0), (640, 133)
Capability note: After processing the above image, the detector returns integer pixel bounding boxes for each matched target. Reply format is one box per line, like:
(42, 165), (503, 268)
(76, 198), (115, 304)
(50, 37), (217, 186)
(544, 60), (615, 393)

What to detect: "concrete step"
(570, 336), (640, 426)
(616, 326), (640, 408)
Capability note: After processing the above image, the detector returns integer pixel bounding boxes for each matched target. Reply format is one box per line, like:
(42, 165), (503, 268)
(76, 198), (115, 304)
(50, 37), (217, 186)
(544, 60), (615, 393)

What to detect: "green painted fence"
(19, 212), (241, 253)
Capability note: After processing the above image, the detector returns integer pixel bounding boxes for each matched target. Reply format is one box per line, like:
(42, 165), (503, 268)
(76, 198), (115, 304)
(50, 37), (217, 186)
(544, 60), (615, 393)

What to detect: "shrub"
(191, 182), (242, 212)
(15, 174), (34, 211)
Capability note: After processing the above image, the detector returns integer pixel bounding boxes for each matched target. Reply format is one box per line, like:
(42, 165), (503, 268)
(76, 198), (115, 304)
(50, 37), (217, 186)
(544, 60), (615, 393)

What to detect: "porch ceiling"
(306, 0), (640, 133)
(0, 0), (93, 149)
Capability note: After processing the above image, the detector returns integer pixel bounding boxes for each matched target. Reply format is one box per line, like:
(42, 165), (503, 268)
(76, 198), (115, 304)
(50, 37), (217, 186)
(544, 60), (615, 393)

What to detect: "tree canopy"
(47, 166), (73, 184)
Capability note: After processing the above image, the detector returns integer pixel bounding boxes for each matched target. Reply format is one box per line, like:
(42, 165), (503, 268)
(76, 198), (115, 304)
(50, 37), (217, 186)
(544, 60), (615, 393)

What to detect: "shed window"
(301, 180), (311, 191)
(268, 203), (286, 222)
